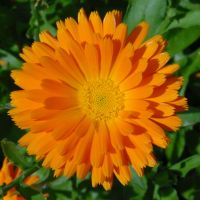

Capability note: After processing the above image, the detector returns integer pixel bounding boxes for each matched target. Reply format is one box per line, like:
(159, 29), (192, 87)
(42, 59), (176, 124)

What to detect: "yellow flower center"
(79, 79), (124, 121)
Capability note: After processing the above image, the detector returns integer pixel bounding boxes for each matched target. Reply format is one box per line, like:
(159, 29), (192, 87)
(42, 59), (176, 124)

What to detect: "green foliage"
(124, 0), (167, 37)
(1, 139), (34, 169)
(165, 128), (186, 163)
(178, 107), (200, 127)
(170, 154), (200, 177)
(0, 0), (200, 199)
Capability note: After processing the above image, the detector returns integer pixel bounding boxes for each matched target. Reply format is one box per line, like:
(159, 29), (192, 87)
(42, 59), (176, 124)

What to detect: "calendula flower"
(9, 9), (187, 190)
(0, 158), (38, 200)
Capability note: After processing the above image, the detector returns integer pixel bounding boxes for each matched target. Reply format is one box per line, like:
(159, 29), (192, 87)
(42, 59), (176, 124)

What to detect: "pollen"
(79, 79), (124, 121)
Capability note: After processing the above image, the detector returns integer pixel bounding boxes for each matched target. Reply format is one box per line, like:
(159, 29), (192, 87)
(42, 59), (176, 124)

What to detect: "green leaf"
(124, 0), (148, 32)
(129, 168), (147, 198)
(53, 193), (71, 200)
(173, 52), (188, 67)
(167, 10), (200, 30)
(185, 127), (200, 156)
(153, 182), (179, 200)
(34, 167), (51, 184)
(16, 183), (45, 200)
(178, 107), (200, 127)
(142, 0), (167, 37)
(0, 187), (3, 199)
(179, 0), (200, 10)
(1, 139), (32, 169)
(124, 0), (167, 37)
(180, 49), (200, 95)
(154, 170), (171, 186)
(165, 129), (185, 163)
(31, 194), (46, 200)
(165, 26), (200, 56)
(0, 49), (22, 69)
(49, 176), (72, 192)
(131, 168), (147, 190)
(179, 171), (200, 200)
(170, 154), (200, 177)
(159, 187), (179, 200)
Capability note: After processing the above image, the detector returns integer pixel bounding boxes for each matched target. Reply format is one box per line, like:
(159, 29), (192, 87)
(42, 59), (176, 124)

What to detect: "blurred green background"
(0, 0), (200, 199)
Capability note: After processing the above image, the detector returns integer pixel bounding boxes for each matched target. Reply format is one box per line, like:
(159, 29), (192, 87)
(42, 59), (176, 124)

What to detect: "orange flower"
(9, 9), (187, 190)
(0, 158), (38, 200)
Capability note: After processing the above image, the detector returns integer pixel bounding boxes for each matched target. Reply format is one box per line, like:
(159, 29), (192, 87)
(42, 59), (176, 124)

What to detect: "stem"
(1, 166), (38, 196)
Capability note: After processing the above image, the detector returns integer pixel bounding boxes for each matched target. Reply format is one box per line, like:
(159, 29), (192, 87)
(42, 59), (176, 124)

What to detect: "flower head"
(9, 9), (187, 190)
(0, 158), (38, 200)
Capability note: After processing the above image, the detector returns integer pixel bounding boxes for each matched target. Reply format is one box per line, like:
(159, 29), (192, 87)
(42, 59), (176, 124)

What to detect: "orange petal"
(111, 57), (132, 83)
(114, 119), (134, 136)
(140, 41), (159, 59)
(65, 17), (80, 42)
(128, 133), (152, 153)
(151, 52), (170, 70)
(20, 47), (38, 63)
(51, 110), (84, 140)
(102, 178), (113, 190)
(84, 43), (100, 79)
(124, 99), (149, 111)
(31, 107), (58, 121)
(64, 160), (77, 178)
(103, 12), (116, 36)
(27, 132), (54, 158)
(113, 23), (127, 47)
(169, 97), (188, 111)
(92, 167), (104, 187)
(90, 123), (109, 167)
(127, 21), (149, 49)
(44, 96), (78, 110)
(32, 42), (54, 59)
(158, 64), (180, 75)
(78, 9), (95, 43)
(114, 165), (131, 185)
(151, 116), (182, 131)
(140, 73), (166, 87)
(148, 89), (178, 102)
(125, 147), (144, 176)
(77, 163), (91, 179)
(110, 150), (128, 167)
(25, 89), (50, 103)
(19, 132), (37, 146)
(39, 56), (80, 89)
(131, 58), (148, 74)
(163, 77), (183, 90)
(11, 70), (41, 90)
(39, 31), (58, 48)
(152, 103), (175, 117)
(99, 38), (114, 78)
(41, 79), (77, 96)
(102, 154), (113, 178)
(107, 121), (125, 150)
(56, 48), (86, 83)
(112, 10), (122, 25)
(89, 11), (103, 35)
(73, 125), (93, 164)
(120, 72), (143, 91)
(133, 118), (169, 148)
(126, 86), (154, 99)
